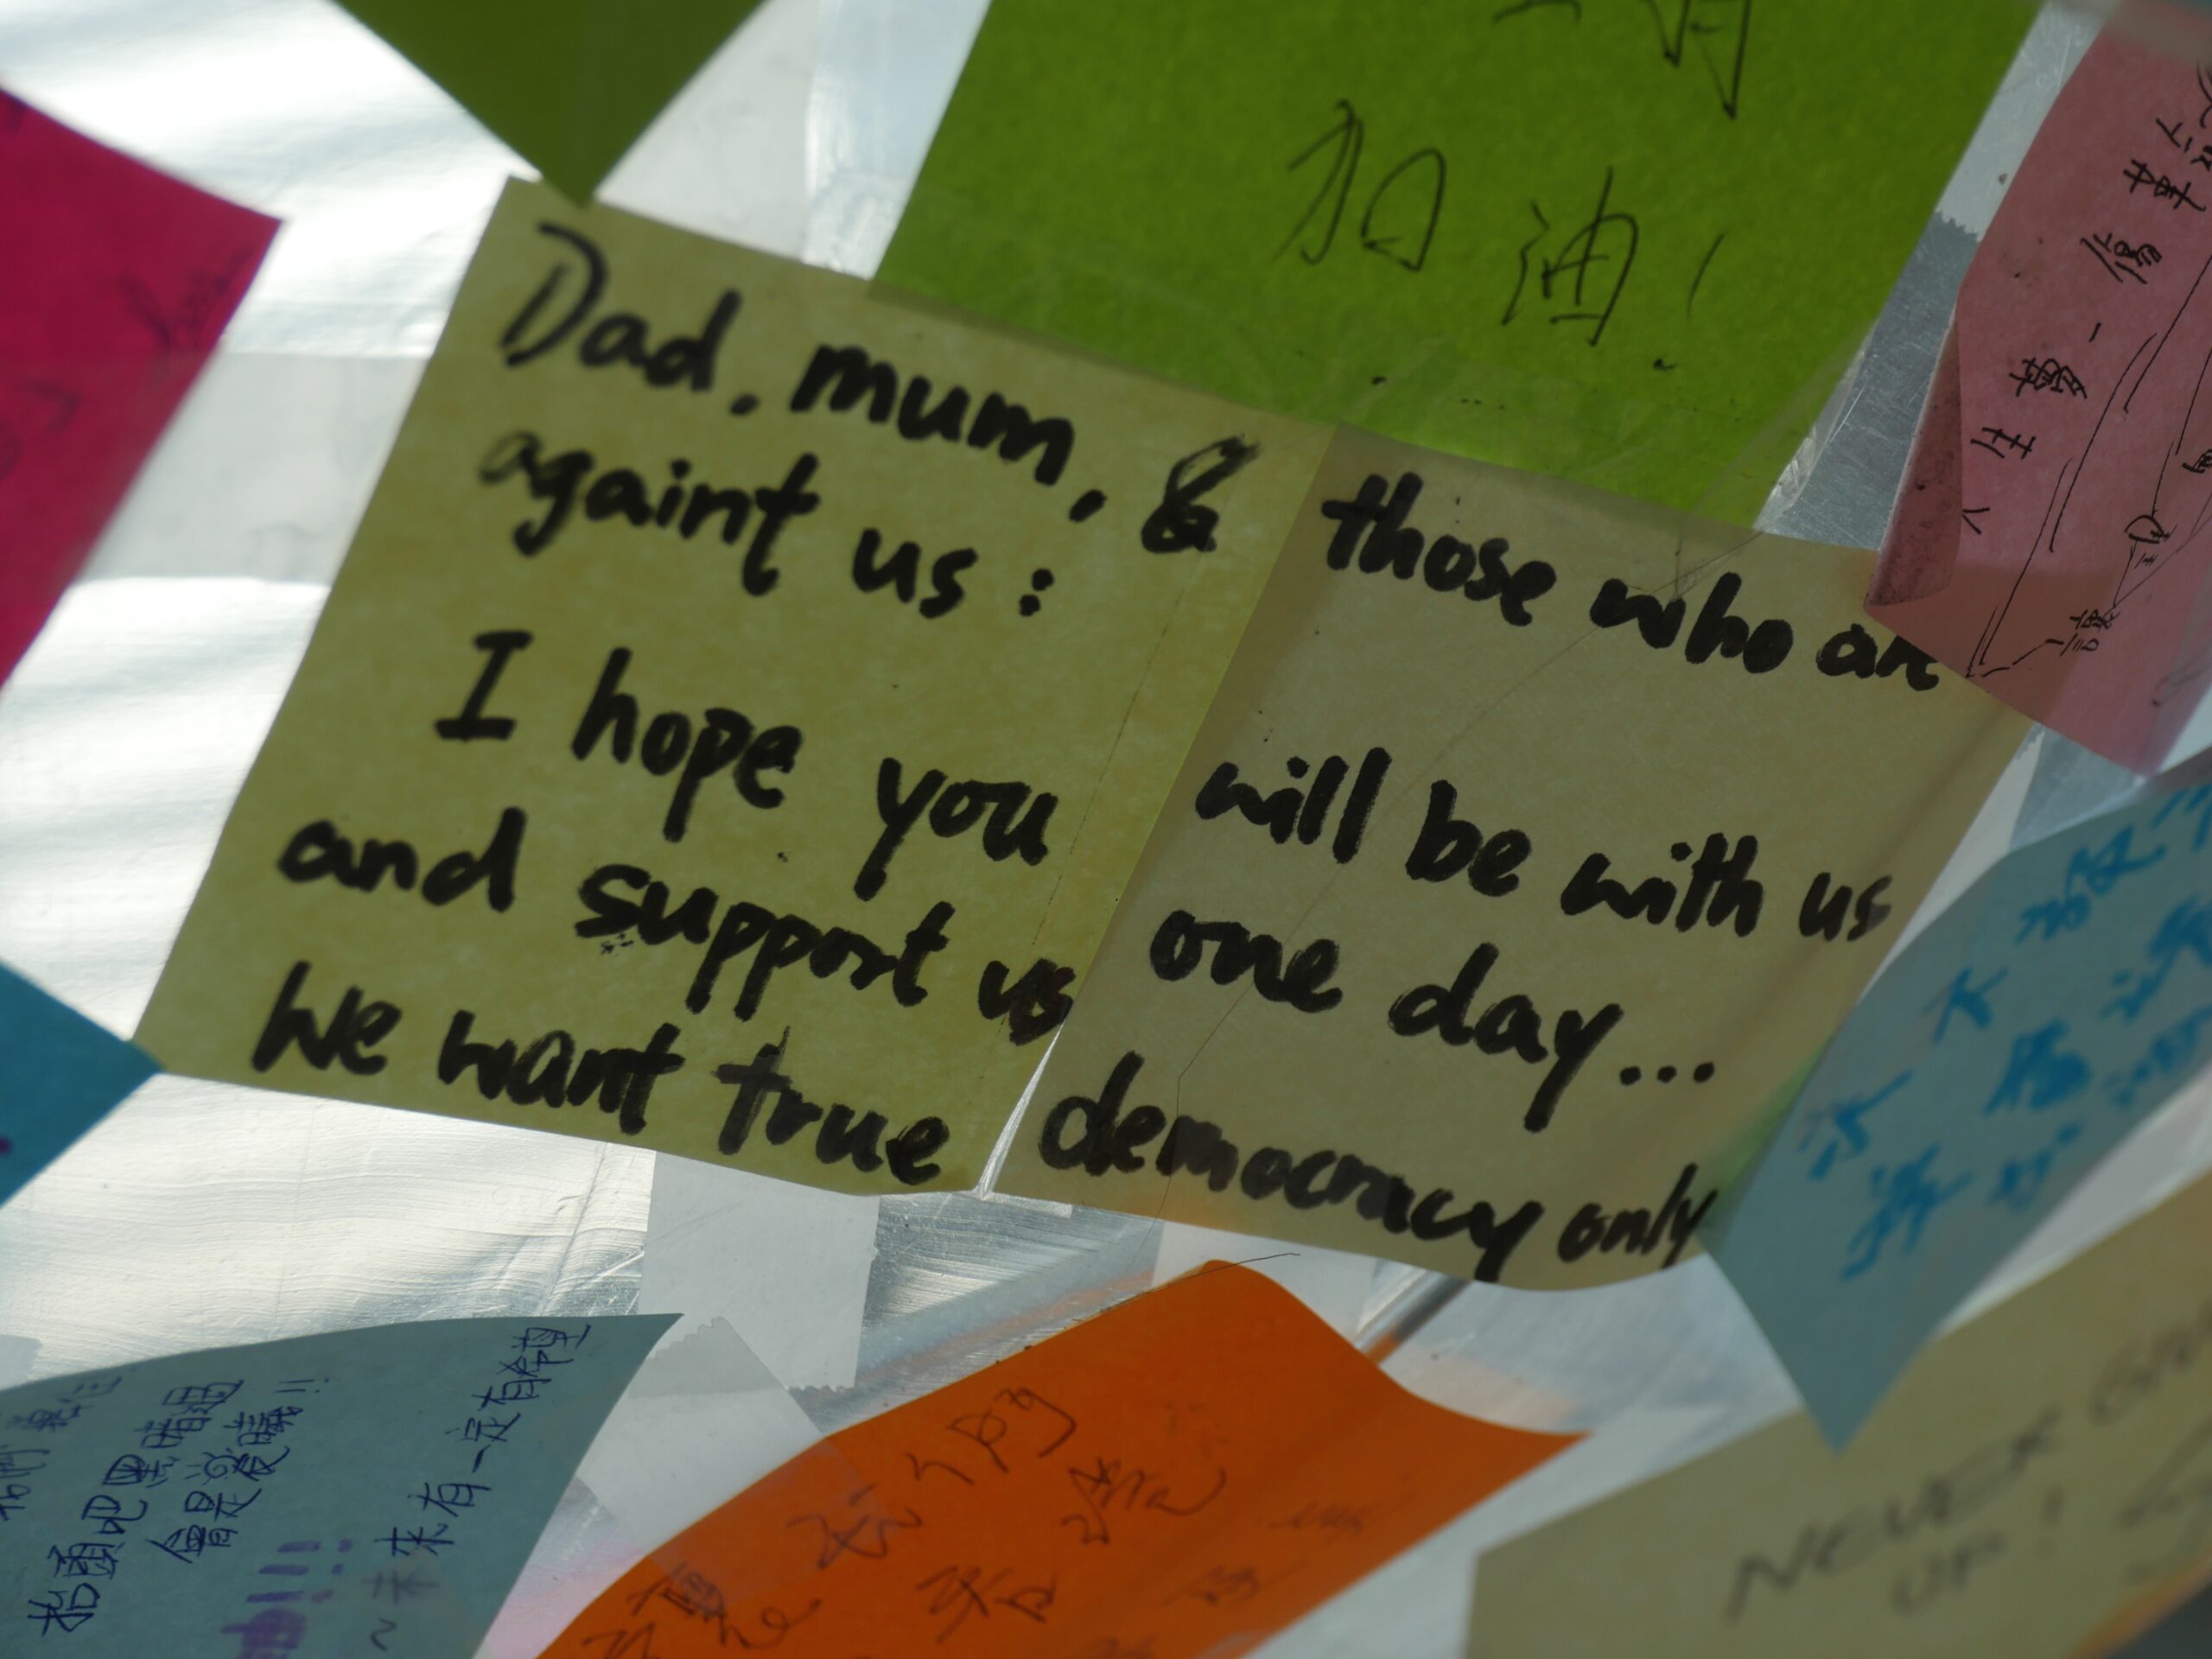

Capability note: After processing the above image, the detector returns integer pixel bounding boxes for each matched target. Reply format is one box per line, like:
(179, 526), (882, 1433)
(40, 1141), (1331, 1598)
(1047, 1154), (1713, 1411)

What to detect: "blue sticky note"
(0, 1313), (672, 1656)
(0, 962), (157, 1209)
(1711, 778), (2212, 1445)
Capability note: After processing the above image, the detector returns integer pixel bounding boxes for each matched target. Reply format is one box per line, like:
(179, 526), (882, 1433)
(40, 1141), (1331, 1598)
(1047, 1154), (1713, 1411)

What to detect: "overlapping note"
(138, 180), (1326, 1196)
(881, 0), (2030, 522)
(1471, 1170), (2212, 1659)
(0, 94), (275, 686)
(542, 1263), (1574, 1658)
(0, 1314), (669, 1657)
(335, 1), (763, 199)
(1872, 30), (2212, 771)
(999, 427), (2024, 1287)
(0, 962), (156, 1211)
(1713, 770), (2212, 1441)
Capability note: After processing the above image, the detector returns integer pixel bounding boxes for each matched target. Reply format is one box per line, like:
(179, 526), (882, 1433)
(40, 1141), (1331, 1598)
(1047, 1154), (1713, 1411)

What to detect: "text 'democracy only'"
(1002, 427), (2025, 1288)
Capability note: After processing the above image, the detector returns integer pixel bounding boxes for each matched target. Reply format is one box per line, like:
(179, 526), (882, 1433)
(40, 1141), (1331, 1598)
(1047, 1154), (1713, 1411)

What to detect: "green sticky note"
(339, 0), (763, 199)
(883, 0), (2029, 520)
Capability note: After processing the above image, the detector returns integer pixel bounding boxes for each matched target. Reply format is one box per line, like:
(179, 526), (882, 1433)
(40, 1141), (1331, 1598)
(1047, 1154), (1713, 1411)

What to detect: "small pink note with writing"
(1871, 31), (2212, 771)
(0, 93), (276, 683)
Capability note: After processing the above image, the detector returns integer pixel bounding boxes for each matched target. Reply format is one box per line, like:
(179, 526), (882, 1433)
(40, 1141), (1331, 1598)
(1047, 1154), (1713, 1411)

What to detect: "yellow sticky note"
(1468, 1170), (2212, 1658)
(137, 179), (1326, 1195)
(999, 427), (2024, 1287)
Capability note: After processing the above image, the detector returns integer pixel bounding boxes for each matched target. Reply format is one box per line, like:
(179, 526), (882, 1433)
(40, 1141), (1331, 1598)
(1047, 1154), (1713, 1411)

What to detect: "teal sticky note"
(0, 1314), (673, 1655)
(1711, 777), (2212, 1444)
(0, 962), (156, 1210)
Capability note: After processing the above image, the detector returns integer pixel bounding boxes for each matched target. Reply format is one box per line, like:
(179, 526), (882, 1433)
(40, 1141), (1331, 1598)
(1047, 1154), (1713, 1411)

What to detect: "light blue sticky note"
(0, 1313), (673, 1656)
(0, 963), (158, 1209)
(1711, 776), (2212, 1445)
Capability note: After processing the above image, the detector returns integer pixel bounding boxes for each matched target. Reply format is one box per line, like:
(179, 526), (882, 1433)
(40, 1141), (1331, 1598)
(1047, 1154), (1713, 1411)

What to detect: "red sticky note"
(538, 1263), (1576, 1658)
(1869, 32), (2212, 772)
(0, 93), (276, 684)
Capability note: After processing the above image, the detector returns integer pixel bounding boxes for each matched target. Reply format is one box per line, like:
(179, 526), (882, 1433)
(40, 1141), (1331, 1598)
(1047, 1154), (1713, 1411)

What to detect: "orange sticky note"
(538, 1264), (1575, 1657)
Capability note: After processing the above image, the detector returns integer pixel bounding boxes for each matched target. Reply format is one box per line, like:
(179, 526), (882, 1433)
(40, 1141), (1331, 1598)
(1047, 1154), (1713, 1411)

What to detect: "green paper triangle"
(340, 0), (764, 199)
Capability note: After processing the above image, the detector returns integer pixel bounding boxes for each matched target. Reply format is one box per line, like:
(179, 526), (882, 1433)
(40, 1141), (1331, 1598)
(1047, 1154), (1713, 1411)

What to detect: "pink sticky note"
(1870, 33), (2212, 772)
(0, 93), (276, 684)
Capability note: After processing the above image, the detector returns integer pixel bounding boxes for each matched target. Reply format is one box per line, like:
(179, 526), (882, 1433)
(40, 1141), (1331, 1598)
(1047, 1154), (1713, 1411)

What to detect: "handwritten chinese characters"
(1283, 101), (1713, 357)
(135, 181), (1327, 1198)
(995, 428), (2022, 1289)
(0, 1315), (667, 1656)
(0, 95), (276, 687)
(1471, 1170), (2212, 1659)
(1871, 33), (2212, 771)
(543, 1264), (1572, 1658)
(1713, 776), (2212, 1444)
(882, 0), (2030, 520)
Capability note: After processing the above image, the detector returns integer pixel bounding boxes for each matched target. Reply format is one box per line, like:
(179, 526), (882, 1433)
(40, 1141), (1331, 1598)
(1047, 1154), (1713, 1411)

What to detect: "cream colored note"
(1000, 427), (2024, 1287)
(137, 178), (1326, 1195)
(1468, 1172), (2212, 1659)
